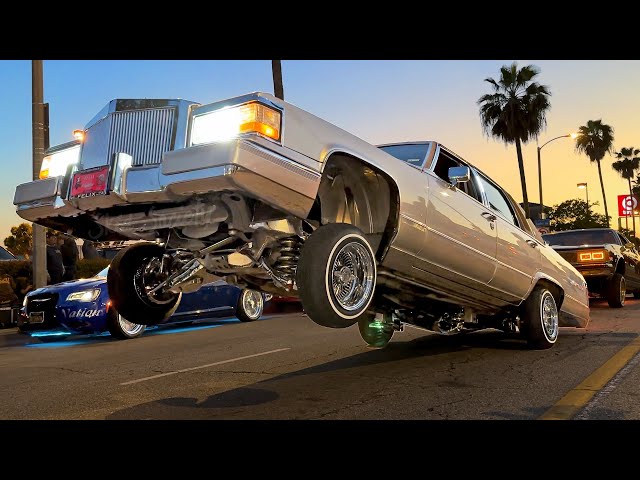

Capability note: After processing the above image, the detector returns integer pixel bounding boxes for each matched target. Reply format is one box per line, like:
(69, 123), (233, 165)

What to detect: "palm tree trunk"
(271, 60), (284, 100)
(596, 160), (610, 227)
(629, 177), (636, 236)
(515, 138), (531, 219)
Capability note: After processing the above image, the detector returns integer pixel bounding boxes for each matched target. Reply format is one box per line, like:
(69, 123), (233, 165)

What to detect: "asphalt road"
(1, 298), (639, 420)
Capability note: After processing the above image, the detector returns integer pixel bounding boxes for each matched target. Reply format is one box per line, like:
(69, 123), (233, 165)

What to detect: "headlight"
(66, 289), (101, 302)
(40, 144), (81, 180)
(190, 102), (281, 146)
(577, 249), (610, 263)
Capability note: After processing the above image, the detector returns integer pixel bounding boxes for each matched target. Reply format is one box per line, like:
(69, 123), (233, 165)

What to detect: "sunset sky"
(1, 60), (639, 242)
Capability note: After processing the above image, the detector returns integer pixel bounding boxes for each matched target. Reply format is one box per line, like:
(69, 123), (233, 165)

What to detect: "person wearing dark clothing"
(46, 233), (64, 285)
(0, 273), (18, 306)
(61, 237), (79, 281)
(82, 240), (99, 259)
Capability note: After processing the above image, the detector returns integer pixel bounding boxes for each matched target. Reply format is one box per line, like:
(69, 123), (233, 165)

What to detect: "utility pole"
(271, 60), (284, 100)
(31, 60), (47, 288)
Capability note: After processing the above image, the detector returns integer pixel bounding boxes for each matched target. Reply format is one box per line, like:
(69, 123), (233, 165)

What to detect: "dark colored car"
(543, 228), (640, 307)
(18, 266), (270, 339)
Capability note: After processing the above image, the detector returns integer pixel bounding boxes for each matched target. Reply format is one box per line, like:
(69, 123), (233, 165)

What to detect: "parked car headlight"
(39, 143), (81, 180)
(66, 289), (100, 302)
(190, 102), (281, 146)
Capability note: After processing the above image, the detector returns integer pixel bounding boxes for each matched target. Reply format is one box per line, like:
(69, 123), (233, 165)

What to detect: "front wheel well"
(312, 152), (400, 261)
(531, 279), (564, 309)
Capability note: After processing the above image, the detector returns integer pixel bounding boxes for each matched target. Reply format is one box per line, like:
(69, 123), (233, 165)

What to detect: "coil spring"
(274, 238), (301, 276)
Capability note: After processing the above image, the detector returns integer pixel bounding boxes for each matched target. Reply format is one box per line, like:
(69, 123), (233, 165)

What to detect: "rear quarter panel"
(539, 246), (590, 327)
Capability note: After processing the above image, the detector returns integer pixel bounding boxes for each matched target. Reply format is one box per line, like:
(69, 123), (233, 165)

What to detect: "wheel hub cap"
(542, 292), (559, 341)
(331, 242), (374, 312)
(243, 291), (263, 319)
(118, 315), (144, 335)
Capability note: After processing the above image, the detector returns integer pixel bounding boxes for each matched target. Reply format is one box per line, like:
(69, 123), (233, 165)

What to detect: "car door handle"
(481, 212), (497, 222)
(526, 239), (538, 248)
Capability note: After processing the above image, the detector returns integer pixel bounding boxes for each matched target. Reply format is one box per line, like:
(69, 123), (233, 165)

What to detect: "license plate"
(70, 166), (110, 198)
(29, 311), (45, 324)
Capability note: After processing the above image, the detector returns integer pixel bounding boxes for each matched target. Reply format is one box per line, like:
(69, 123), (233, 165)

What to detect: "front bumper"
(14, 138), (321, 228)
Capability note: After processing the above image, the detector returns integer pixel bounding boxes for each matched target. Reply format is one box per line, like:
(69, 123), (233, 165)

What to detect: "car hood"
(28, 277), (106, 297)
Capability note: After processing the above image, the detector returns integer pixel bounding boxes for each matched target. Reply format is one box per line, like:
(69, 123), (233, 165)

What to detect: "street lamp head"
(570, 133), (578, 139)
(577, 182), (587, 189)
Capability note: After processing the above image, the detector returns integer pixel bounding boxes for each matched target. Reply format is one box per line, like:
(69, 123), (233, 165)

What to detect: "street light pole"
(537, 133), (577, 219)
(578, 182), (589, 221)
(31, 60), (47, 288)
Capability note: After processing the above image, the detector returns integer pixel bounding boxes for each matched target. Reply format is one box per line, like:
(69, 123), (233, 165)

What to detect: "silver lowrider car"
(14, 93), (589, 349)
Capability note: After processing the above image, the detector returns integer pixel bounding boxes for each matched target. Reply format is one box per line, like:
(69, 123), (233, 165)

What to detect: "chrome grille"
(80, 107), (176, 169)
(110, 108), (176, 166)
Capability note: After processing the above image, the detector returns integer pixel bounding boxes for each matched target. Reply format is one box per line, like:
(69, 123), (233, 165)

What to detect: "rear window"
(543, 230), (619, 246)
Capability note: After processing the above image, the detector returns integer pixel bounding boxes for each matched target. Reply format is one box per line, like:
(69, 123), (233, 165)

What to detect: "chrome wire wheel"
(242, 290), (264, 320)
(118, 314), (145, 336)
(619, 276), (626, 305)
(134, 257), (175, 306)
(330, 242), (375, 312)
(541, 291), (559, 342)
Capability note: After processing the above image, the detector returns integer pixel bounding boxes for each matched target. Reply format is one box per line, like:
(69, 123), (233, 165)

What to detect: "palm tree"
(612, 147), (640, 234)
(272, 60), (284, 100)
(478, 62), (551, 219)
(574, 120), (615, 227)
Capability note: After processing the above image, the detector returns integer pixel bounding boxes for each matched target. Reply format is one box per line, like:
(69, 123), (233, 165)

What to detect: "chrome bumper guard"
(14, 139), (322, 222)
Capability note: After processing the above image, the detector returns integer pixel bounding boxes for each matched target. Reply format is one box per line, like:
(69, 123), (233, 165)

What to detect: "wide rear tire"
(297, 223), (377, 328)
(107, 243), (181, 326)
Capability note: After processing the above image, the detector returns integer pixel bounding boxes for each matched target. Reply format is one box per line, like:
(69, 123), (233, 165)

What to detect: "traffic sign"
(618, 194), (639, 217)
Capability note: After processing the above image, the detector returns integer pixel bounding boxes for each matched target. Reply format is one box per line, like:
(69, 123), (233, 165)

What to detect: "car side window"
(477, 174), (518, 225)
(431, 150), (482, 203)
(617, 233), (628, 245)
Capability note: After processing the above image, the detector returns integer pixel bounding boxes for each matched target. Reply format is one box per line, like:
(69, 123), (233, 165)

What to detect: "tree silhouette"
(574, 119), (615, 227)
(478, 62), (551, 219)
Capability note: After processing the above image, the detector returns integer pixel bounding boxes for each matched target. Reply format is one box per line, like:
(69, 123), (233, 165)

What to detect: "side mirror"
(448, 166), (470, 189)
(625, 242), (636, 250)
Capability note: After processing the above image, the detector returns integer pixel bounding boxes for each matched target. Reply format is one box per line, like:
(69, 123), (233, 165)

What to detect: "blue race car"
(18, 266), (269, 340)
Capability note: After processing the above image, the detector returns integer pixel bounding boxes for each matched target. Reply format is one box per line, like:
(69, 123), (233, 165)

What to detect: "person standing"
(0, 273), (18, 306)
(46, 232), (64, 285)
(82, 240), (99, 259)
(61, 236), (79, 281)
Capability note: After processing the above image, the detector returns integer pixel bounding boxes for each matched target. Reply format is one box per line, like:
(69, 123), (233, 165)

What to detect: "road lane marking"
(539, 336), (640, 420)
(120, 348), (291, 385)
(575, 350), (640, 419)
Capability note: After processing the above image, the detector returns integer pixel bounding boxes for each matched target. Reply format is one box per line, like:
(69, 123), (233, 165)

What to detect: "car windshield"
(543, 230), (619, 246)
(95, 266), (109, 277)
(378, 143), (431, 169)
(0, 247), (16, 260)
